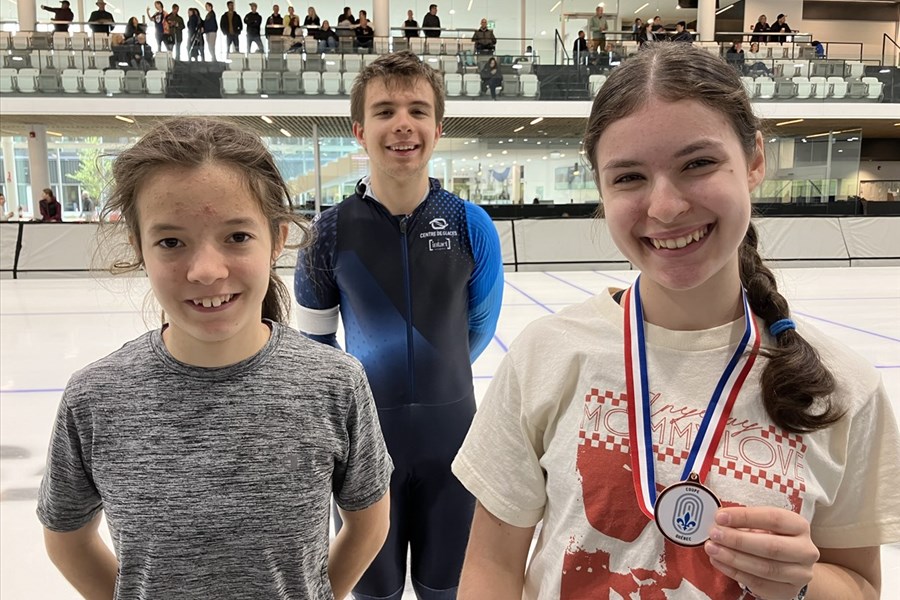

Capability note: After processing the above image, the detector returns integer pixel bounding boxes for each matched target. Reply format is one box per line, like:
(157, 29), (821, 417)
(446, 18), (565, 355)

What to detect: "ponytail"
(739, 222), (844, 433)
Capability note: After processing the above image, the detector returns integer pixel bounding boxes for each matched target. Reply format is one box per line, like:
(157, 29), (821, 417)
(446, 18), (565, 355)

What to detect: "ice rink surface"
(2, 267), (898, 599)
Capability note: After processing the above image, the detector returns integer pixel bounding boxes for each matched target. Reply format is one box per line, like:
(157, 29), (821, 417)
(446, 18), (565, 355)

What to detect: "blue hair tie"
(769, 318), (796, 337)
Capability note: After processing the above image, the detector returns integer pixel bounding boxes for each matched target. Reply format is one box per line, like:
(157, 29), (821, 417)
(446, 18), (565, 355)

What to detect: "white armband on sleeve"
(296, 305), (340, 335)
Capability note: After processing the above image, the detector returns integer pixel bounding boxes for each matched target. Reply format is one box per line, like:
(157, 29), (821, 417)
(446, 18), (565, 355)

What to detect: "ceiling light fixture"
(514, 126), (525, 132)
(775, 119), (804, 126)
(550, 1), (561, 11)
(634, 3), (649, 14)
(114, 115), (134, 123)
(279, 128), (292, 136)
(530, 117), (544, 125)
(261, 116), (273, 124)
(715, 3), (734, 15)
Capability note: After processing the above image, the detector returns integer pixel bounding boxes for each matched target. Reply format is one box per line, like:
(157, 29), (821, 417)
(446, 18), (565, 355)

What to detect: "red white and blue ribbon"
(623, 275), (761, 520)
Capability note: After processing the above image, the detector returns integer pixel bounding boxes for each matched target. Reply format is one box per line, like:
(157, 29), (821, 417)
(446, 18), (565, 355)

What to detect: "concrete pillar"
(697, 0), (716, 42)
(26, 125), (50, 217)
(19, 0), (37, 30)
(2, 137), (19, 210)
(373, 0), (388, 38)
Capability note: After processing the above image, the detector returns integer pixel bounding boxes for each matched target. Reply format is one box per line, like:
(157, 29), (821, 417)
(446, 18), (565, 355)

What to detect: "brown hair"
(350, 50), (445, 126)
(99, 116), (310, 324)
(42, 188), (57, 201)
(584, 43), (841, 433)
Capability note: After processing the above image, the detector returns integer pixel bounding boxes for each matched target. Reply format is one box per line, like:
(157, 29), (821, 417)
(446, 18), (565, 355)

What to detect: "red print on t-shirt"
(560, 388), (806, 599)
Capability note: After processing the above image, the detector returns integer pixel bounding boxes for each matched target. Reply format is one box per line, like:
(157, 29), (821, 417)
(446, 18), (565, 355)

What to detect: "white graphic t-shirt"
(453, 289), (900, 599)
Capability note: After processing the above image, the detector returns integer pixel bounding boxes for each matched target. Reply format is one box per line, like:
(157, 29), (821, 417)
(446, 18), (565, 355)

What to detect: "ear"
(129, 233), (143, 262)
(272, 222), (289, 263)
(352, 121), (367, 151)
(433, 120), (443, 146)
(747, 131), (766, 193)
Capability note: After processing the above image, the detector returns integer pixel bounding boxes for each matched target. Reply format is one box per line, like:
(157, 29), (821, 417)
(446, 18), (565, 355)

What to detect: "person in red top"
(39, 188), (63, 222)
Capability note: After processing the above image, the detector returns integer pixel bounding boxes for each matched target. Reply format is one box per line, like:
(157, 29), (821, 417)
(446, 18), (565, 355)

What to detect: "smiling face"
(352, 77), (442, 190)
(594, 98), (764, 298)
(135, 162), (286, 366)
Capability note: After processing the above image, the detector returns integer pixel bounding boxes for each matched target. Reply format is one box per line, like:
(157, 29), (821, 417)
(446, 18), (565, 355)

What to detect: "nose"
(392, 110), (413, 134)
(186, 243), (229, 286)
(645, 177), (690, 224)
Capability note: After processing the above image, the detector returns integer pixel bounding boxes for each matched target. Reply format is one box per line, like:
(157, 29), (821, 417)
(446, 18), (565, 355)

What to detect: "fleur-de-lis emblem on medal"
(676, 511), (697, 531)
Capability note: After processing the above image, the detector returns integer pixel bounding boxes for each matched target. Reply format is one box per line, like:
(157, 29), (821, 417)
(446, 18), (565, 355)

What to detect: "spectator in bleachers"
(422, 4), (441, 38)
(358, 9), (371, 28)
(355, 15), (374, 50)
(111, 33), (132, 65)
(811, 40), (825, 58)
(187, 7), (204, 59)
(265, 5), (283, 42)
(403, 9), (419, 38)
(203, 2), (218, 61)
(244, 3), (263, 53)
(771, 13), (792, 45)
(146, 1), (167, 51)
(472, 18), (496, 54)
(88, 1), (115, 34)
(750, 14), (769, 44)
(588, 5), (607, 52)
(220, 1), (241, 53)
(631, 18), (643, 42)
(480, 56), (503, 99)
(337, 6), (356, 26)
(39, 189), (63, 222)
(745, 41), (771, 75)
(649, 16), (664, 40)
(304, 6), (320, 29)
(590, 42), (621, 69)
(124, 16), (146, 41)
(726, 40), (745, 72)
(285, 5), (300, 38)
(672, 21), (692, 43)
(130, 32), (155, 69)
(315, 20), (338, 52)
(636, 22), (651, 46)
(167, 5), (185, 59)
(0, 192), (13, 221)
(41, 1), (74, 32)
(573, 30), (589, 65)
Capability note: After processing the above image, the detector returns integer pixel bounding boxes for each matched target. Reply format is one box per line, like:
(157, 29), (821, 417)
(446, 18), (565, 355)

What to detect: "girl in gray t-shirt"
(37, 117), (393, 600)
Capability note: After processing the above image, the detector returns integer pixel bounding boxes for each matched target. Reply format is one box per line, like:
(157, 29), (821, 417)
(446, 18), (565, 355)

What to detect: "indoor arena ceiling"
(0, 114), (898, 140)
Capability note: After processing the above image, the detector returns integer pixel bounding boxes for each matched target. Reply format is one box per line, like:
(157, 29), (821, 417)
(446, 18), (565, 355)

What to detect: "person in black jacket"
(203, 2), (218, 61)
(244, 2), (263, 53)
(315, 20), (338, 52)
(671, 20), (693, 43)
(124, 16), (146, 41)
(186, 7), (204, 60)
(422, 4), (440, 37)
(167, 4), (185, 59)
(750, 14), (769, 44)
(573, 30), (588, 65)
(265, 5), (283, 41)
(403, 9), (418, 38)
(41, 1), (74, 32)
(220, 1), (242, 53)
(770, 13), (792, 45)
(88, 0), (115, 34)
(355, 15), (374, 50)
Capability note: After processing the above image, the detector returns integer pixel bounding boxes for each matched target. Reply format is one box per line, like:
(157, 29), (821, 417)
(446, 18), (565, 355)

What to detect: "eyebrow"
(601, 140), (726, 171)
(146, 218), (259, 235)
(369, 100), (433, 112)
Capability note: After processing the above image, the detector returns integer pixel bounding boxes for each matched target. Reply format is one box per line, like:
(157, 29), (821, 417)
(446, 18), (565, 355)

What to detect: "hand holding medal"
(704, 506), (816, 600)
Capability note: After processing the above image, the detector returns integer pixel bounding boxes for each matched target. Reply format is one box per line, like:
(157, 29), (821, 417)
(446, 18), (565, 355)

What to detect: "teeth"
(192, 294), (233, 307)
(650, 225), (708, 251)
(391, 145), (415, 151)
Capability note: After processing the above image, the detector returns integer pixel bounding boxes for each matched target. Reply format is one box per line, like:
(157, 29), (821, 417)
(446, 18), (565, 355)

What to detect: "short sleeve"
(452, 353), (547, 528)
(810, 379), (900, 547)
(294, 209), (341, 341)
(36, 392), (103, 532)
(332, 367), (393, 511)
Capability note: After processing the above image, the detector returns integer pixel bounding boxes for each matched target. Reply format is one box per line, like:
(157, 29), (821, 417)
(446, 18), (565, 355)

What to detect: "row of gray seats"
(0, 67), (166, 94)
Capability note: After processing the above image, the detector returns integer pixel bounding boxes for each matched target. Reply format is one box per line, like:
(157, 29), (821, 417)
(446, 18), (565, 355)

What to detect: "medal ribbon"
(623, 275), (761, 519)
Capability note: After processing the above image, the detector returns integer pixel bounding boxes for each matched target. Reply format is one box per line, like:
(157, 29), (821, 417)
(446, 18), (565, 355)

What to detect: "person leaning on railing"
(41, 0), (74, 32)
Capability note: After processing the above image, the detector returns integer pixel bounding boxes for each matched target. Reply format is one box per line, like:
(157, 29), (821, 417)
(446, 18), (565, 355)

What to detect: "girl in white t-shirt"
(453, 43), (900, 600)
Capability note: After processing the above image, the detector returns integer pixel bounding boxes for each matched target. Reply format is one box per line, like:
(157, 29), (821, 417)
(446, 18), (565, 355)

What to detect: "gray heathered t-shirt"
(37, 321), (393, 599)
